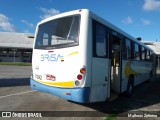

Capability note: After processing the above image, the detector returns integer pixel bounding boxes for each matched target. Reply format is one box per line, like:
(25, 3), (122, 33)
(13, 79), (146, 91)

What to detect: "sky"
(0, 0), (160, 41)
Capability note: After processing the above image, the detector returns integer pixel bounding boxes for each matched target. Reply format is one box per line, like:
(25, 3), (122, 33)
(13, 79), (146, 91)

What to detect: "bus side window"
(95, 23), (106, 57)
(141, 47), (146, 60)
(134, 43), (140, 60)
(124, 39), (131, 59)
(146, 50), (150, 61)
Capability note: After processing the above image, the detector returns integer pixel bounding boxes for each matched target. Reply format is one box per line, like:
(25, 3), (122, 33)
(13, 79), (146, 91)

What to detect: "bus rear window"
(35, 15), (80, 49)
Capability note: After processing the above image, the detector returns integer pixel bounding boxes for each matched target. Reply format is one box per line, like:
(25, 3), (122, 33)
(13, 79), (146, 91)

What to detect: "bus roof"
(88, 10), (153, 52)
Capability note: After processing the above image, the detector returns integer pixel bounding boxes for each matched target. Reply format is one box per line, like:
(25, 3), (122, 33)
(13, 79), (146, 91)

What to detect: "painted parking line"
(0, 90), (37, 99)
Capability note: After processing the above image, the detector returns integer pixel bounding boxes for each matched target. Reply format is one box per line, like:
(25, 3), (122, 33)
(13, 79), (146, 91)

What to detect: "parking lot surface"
(0, 65), (160, 120)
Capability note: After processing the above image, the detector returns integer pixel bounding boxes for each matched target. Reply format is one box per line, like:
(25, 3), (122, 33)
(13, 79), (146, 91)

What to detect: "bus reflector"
(66, 92), (71, 96)
(77, 74), (82, 80)
(80, 68), (86, 74)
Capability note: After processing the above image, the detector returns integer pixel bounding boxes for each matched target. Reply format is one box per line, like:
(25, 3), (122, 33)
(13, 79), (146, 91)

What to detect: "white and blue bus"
(30, 9), (157, 103)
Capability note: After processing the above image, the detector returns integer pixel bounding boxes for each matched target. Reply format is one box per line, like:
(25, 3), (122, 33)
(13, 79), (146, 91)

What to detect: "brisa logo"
(41, 54), (63, 62)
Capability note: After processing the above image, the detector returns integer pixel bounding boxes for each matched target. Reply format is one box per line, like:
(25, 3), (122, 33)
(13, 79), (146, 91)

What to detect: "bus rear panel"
(30, 11), (91, 103)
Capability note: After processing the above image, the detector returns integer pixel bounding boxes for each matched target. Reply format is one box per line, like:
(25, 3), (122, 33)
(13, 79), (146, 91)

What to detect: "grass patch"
(104, 114), (117, 120)
(0, 62), (32, 66)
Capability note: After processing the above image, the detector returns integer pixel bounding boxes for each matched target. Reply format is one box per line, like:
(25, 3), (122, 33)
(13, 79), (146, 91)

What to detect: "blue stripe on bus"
(30, 79), (90, 103)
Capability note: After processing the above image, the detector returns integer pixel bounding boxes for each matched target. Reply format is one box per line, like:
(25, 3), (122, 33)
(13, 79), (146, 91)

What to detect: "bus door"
(110, 35), (122, 95)
(90, 22), (110, 102)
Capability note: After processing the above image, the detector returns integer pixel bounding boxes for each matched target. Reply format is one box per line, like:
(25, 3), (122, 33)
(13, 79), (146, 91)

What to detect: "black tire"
(125, 76), (134, 97)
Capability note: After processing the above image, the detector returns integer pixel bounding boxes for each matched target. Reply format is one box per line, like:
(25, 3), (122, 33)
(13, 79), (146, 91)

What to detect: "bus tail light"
(75, 67), (86, 86)
(80, 68), (86, 74)
(77, 74), (82, 80)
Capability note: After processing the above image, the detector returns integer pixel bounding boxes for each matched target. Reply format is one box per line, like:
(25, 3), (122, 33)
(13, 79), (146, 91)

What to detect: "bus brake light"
(77, 74), (82, 80)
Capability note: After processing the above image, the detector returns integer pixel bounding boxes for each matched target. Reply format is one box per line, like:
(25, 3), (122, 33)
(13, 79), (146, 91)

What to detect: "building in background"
(0, 32), (34, 62)
(0, 32), (159, 66)
(143, 41), (160, 67)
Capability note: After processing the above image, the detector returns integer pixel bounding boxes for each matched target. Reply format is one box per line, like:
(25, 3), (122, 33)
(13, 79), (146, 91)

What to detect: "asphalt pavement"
(0, 65), (159, 120)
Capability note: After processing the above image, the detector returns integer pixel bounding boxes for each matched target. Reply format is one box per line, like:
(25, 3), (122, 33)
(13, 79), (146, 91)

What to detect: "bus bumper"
(30, 79), (90, 103)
